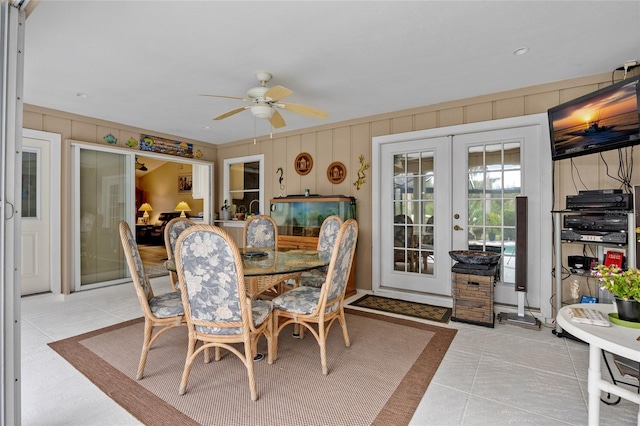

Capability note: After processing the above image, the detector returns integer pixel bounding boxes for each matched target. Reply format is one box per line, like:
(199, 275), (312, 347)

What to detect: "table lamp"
(138, 203), (153, 223)
(175, 201), (191, 218)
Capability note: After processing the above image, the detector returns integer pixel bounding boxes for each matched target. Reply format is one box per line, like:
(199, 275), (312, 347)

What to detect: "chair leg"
(318, 321), (328, 375)
(338, 308), (351, 348)
(136, 320), (154, 380)
(204, 345), (211, 364)
(244, 340), (259, 401)
(179, 336), (198, 395)
(265, 316), (274, 365)
(272, 313), (280, 362)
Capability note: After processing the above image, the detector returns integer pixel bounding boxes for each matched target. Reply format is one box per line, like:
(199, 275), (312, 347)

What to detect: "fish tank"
(270, 195), (356, 238)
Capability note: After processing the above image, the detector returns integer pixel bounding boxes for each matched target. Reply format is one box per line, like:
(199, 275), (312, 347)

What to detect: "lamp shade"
(138, 203), (153, 212)
(175, 201), (191, 217)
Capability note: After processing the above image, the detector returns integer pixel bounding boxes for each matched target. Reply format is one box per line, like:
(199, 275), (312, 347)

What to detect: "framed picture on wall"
(178, 174), (193, 192)
(295, 152), (313, 176)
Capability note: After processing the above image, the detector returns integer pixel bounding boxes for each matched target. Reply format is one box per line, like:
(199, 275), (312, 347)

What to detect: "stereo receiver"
(563, 214), (628, 232)
(566, 190), (632, 210)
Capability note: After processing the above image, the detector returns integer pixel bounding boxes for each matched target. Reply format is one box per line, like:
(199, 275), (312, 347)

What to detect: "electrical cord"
(598, 148), (634, 194)
(569, 159), (588, 193)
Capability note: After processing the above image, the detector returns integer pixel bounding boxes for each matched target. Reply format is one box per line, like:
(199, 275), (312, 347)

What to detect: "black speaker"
(515, 196), (528, 292)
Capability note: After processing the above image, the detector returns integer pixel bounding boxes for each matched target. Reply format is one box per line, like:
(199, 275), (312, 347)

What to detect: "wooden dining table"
(164, 247), (330, 298)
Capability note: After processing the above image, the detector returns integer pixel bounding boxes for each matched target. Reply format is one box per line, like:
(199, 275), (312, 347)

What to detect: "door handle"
(453, 224), (464, 231)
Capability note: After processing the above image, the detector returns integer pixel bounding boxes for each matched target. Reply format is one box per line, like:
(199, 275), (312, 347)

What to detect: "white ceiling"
(23, 1), (640, 146)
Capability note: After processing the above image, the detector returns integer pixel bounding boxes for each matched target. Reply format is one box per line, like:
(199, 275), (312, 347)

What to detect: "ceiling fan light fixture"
(251, 104), (274, 119)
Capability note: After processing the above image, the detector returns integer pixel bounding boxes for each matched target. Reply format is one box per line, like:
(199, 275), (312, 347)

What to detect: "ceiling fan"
(199, 71), (327, 129)
(135, 157), (148, 171)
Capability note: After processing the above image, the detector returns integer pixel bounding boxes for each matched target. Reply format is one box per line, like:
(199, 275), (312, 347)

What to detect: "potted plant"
(591, 264), (640, 322)
(221, 199), (231, 220)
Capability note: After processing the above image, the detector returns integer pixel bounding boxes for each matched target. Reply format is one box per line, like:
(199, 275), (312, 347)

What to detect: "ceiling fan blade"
(264, 85), (293, 101)
(213, 106), (249, 120)
(269, 110), (286, 128)
(277, 102), (328, 119)
(199, 94), (250, 101)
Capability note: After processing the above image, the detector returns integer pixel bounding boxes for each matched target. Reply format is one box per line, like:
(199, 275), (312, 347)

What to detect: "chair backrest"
(118, 221), (153, 302)
(316, 215), (343, 258)
(243, 215), (278, 249)
(175, 225), (249, 335)
(323, 219), (358, 310)
(164, 217), (195, 260)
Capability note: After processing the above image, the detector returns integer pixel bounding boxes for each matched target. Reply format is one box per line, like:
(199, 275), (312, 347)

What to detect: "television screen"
(548, 75), (640, 161)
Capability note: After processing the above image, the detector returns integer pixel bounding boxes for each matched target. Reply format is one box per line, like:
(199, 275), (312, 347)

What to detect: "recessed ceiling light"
(76, 92), (89, 98)
(512, 47), (529, 56)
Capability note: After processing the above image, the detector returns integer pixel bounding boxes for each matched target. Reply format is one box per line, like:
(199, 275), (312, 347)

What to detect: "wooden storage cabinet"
(270, 195), (357, 297)
(452, 272), (495, 327)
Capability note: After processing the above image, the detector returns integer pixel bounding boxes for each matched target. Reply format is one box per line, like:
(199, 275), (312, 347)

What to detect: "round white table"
(557, 303), (640, 426)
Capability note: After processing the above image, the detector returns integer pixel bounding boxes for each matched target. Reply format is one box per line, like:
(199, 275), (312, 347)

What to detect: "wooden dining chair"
(174, 224), (274, 401)
(118, 221), (185, 380)
(298, 215), (343, 288)
(272, 219), (358, 375)
(163, 217), (195, 291)
(243, 214), (278, 249)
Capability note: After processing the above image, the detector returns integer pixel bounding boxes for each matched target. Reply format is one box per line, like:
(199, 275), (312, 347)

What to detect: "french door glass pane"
(80, 150), (128, 285)
(466, 142), (521, 283)
(392, 150), (435, 275)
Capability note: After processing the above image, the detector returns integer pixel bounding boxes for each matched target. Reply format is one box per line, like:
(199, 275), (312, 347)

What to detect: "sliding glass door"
(72, 145), (133, 291)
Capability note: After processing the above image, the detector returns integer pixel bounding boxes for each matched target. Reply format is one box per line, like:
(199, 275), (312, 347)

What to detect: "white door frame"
(372, 114), (553, 320)
(22, 129), (61, 294)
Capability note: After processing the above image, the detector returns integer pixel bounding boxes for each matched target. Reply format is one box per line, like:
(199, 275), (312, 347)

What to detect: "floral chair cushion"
(168, 219), (194, 255)
(149, 291), (184, 318)
(178, 228), (272, 335)
(326, 222), (358, 302)
(272, 286), (338, 315)
(245, 217), (276, 248)
(299, 269), (327, 288)
(300, 216), (343, 288)
(317, 216), (342, 256)
(125, 229), (152, 299)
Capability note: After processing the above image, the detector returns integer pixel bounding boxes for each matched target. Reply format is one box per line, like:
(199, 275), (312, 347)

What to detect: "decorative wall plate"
(295, 152), (313, 175)
(327, 161), (346, 184)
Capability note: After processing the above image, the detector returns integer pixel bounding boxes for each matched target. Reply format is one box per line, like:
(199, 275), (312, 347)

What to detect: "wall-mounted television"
(548, 75), (640, 161)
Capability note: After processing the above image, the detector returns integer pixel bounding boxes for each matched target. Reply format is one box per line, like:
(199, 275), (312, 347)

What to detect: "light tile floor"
(21, 277), (639, 425)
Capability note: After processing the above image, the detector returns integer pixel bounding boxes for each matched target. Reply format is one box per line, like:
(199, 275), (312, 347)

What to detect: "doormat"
(349, 295), (451, 324)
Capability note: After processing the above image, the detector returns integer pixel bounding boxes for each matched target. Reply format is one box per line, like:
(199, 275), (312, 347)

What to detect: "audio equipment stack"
(562, 190), (632, 245)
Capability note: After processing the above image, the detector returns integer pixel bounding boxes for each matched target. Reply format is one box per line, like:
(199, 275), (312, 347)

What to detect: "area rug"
(48, 309), (456, 426)
(350, 295), (452, 324)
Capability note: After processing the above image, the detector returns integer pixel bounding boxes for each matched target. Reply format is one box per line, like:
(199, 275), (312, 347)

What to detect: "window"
(223, 154), (265, 216)
(21, 150), (39, 218)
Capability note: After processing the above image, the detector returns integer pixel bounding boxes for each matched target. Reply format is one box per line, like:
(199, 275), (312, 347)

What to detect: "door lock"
(453, 224), (464, 231)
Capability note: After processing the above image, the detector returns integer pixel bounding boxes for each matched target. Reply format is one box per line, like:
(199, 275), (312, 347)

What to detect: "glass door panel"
(75, 147), (131, 290)
(462, 140), (521, 283)
(381, 137), (451, 296)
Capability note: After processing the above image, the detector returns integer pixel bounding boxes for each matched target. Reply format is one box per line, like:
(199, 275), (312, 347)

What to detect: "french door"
(375, 116), (551, 313)
(379, 136), (452, 297)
